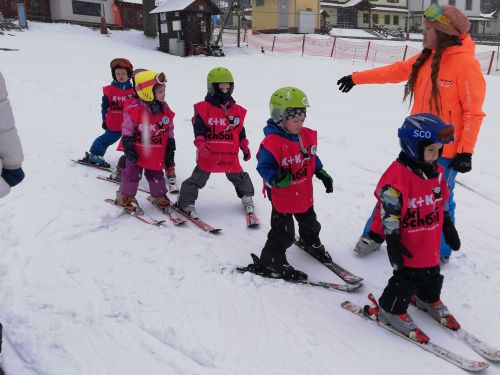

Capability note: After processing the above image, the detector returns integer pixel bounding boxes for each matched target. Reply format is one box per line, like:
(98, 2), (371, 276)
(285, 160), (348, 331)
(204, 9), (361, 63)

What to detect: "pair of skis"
(236, 238), (364, 293)
(97, 174), (257, 233)
(342, 294), (499, 372)
(105, 197), (187, 226)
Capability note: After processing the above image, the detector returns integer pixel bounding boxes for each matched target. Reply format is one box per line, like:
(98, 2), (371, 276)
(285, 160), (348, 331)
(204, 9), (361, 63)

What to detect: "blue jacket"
(256, 119), (323, 185)
(101, 80), (133, 122)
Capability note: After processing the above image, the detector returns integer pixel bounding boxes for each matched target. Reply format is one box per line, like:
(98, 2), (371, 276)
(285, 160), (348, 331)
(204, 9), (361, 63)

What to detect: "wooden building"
(1, 0), (51, 21)
(151, 0), (220, 56)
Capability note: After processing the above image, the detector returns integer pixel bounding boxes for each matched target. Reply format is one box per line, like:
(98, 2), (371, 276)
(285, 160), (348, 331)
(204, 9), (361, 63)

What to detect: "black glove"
(450, 153), (472, 173)
(122, 136), (138, 163)
(165, 137), (176, 168)
(1, 167), (25, 187)
(386, 235), (413, 270)
(102, 120), (107, 130)
(442, 213), (460, 251)
(315, 169), (333, 193)
(337, 75), (355, 93)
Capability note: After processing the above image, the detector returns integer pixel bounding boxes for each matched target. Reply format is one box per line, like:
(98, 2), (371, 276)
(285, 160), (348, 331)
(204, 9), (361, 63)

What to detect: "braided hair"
(403, 31), (461, 115)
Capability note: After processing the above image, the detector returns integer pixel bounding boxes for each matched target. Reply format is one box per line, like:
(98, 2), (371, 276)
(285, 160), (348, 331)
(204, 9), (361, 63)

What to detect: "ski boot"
(259, 251), (308, 281)
(439, 255), (450, 265)
(297, 237), (332, 263)
(166, 168), (179, 193)
(82, 151), (111, 168)
(414, 297), (461, 330)
(180, 204), (199, 220)
(151, 195), (173, 214)
(117, 193), (142, 214)
(354, 233), (383, 256)
(365, 294), (430, 343)
(241, 195), (254, 214)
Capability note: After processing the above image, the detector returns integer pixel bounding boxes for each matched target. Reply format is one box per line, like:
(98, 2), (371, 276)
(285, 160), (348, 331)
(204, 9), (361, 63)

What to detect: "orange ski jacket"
(352, 35), (486, 158)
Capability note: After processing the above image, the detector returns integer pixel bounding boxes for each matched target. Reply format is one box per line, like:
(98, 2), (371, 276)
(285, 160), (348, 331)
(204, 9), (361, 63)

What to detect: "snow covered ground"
(0, 22), (499, 375)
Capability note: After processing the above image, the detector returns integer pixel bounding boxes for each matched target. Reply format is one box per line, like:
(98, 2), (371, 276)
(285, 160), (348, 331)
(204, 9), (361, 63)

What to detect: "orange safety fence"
(241, 32), (498, 75)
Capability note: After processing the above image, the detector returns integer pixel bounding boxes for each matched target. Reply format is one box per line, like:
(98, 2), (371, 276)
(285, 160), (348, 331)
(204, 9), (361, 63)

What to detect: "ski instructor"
(336, 4), (486, 263)
(0, 70), (25, 198)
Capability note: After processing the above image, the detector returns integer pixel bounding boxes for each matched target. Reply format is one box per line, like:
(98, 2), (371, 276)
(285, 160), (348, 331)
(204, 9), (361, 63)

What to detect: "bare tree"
(143, 0), (157, 37)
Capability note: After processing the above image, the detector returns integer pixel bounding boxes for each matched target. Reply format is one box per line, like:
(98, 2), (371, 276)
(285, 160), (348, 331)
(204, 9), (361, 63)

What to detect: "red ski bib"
(261, 127), (317, 214)
(102, 85), (135, 132)
(193, 101), (247, 173)
(371, 161), (449, 268)
(123, 101), (175, 171)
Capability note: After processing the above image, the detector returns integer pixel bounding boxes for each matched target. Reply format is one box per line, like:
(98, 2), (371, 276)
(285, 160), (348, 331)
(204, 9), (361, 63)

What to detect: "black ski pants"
(379, 266), (443, 315)
(261, 206), (321, 257)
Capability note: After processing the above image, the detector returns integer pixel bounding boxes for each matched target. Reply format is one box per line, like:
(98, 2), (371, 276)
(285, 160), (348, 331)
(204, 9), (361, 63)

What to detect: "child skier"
(251, 87), (334, 281)
(81, 58), (134, 168)
(176, 67), (254, 219)
(117, 70), (176, 213)
(364, 113), (461, 343)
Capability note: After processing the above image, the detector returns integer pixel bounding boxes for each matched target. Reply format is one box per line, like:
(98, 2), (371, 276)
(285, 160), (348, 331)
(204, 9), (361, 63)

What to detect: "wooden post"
(365, 41), (371, 61)
(301, 34), (306, 57)
(403, 45), (408, 61)
(487, 51), (495, 75)
(330, 37), (336, 58)
(271, 35), (276, 52)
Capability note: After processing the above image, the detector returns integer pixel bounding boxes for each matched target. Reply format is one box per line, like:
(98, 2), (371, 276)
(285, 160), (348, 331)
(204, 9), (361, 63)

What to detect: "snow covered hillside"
(0, 23), (499, 375)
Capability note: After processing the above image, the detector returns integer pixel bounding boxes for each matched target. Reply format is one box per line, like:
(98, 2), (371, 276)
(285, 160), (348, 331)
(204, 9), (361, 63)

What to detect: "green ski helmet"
(207, 67), (234, 96)
(269, 87), (309, 124)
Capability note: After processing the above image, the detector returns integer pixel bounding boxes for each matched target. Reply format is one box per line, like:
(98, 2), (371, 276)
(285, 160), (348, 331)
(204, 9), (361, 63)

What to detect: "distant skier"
(0, 70), (25, 198)
(337, 4), (486, 263)
(250, 87), (334, 281)
(116, 70), (176, 213)
(176, 67), (255, 219)
(80, 58), (134, 168)
(364, 113), (461, 343)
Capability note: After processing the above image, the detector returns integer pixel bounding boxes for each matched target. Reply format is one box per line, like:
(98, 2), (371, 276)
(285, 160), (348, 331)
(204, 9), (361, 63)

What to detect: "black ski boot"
(258, 252), (308, 281)
(297, 237), (333, 263)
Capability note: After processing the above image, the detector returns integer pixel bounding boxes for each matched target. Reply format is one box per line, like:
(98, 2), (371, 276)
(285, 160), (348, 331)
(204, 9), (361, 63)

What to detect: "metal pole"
(237, 11), (241, 47)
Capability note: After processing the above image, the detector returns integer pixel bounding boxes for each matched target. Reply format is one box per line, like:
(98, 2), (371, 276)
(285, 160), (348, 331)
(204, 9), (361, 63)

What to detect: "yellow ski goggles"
(423, 4), (452, 27)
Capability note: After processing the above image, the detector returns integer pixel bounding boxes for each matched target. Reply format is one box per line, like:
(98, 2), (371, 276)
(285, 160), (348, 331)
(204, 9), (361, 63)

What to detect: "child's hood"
(263, 118), (299, 142)
(111, 80), (133, 90)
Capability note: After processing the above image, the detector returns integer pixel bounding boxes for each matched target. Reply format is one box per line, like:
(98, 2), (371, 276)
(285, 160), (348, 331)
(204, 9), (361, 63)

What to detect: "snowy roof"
(320, 0), (369, 8)
(122, 0), (143, 4)
(371, 6), (408, 14)
(479, 11), (497, 19)
(150, 0), (195, 13)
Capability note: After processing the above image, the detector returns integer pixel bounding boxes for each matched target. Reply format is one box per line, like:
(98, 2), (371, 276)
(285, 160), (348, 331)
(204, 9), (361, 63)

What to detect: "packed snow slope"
(0, 23), (499, 375)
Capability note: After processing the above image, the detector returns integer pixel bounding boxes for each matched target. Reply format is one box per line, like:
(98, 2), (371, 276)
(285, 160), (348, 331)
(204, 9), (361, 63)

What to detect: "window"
(363, 13), (369, 23)
(393, 15), (399, 25)
(387, 0), (399, 3)
(448, 0), (455, 5)
(72, 0), (101, 17)
(465, 0), (472, 10)
(384, 15), (390, 24)
(372, 14), (379, 24)
(255, 0), (264, 6)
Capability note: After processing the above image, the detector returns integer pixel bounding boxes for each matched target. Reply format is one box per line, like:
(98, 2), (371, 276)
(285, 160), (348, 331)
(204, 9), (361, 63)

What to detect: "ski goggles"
(423, 4), (452, 27)
(135, 72), (167, 91)
(110, 58), (133, 70)
(398, 125), (455, 144)
(284, 107), (307, 121)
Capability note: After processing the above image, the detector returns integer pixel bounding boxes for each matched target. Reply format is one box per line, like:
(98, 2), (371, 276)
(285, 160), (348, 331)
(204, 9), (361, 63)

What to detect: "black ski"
(294, 236), (363, 284)
(73, 159), (114, 172)
(235, 254), (362, 293)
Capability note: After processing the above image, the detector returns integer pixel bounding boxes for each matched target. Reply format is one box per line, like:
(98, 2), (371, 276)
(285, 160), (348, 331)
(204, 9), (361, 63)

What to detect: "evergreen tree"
(143, 0), (157, 37)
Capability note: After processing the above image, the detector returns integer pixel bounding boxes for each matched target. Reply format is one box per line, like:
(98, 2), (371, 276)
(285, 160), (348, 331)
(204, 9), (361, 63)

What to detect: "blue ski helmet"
(398, 113), (454, 161)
